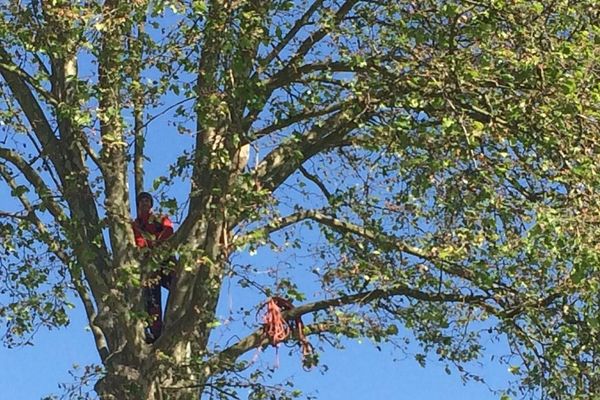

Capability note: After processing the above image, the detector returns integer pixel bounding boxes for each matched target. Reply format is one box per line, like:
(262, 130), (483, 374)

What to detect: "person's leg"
(159, 257), (177, 289)
(159, 269), (173, 289)
(143, 283), (163, 343)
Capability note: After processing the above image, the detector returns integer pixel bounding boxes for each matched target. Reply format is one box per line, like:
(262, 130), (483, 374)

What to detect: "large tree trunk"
(95, 339), (203, 400)
(94, 223), (228, 400)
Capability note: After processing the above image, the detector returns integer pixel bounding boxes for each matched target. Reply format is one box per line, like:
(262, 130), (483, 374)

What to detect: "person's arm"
(156, 215), (174, 242)
(132, 221), (148, 247)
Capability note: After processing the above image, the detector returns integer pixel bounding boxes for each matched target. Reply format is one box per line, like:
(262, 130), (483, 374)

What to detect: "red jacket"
(132, 212), (174, 248)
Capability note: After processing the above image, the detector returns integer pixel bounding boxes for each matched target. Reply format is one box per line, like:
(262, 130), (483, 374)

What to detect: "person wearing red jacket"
(132, 191), (174, 343)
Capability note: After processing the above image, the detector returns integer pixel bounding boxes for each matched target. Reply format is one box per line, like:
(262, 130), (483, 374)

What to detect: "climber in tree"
(132, 191), (175, 343)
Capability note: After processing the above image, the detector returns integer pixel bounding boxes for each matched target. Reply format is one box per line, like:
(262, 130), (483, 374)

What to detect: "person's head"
(136, 192), (153, 215)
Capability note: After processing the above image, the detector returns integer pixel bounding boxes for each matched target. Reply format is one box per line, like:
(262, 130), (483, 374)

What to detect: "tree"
(0, 0), (598, 398)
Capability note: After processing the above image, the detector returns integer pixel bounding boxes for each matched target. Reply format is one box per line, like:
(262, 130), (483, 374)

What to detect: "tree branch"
(235, 209), (322, 244)
(186, 1), (229, 217)
(130, 19), (146, 195)
(249, 100), (348, 140)
(73, 278), (110, 362)
(0, 48), (62, 160)
(0, 210), (30, 221)
(273, 0), (359, 78)
(204, 284), (491, 376)
(0, 147), (65, 222)
(206, 278), (561, 378)
(0, 42), (103, 237)
(97, 0), (135, 275)
(262, 60), (367, 91)
(0, 163), (109, 361)
(237, 209), (488, 287)
(306, 211), (480, 283)
(253, 106), (368, 192)
(243, 0), (360, 130)
(0, 41), (111, 332)
(258, 0), (326, 70)
(0, 48), (58, 106)
(298, 165), (333, 200)
(0, 150), (109, 311)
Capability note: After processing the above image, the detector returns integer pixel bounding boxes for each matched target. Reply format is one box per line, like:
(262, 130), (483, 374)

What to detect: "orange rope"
(261, 296), (314, 365)
(262, 297), (290, 345)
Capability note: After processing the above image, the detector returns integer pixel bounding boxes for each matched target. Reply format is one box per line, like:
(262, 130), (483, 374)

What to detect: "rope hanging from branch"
(261, 296), (314, 367)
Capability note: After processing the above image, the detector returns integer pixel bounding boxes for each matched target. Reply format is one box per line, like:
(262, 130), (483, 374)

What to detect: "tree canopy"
(0, 0), (598, 399)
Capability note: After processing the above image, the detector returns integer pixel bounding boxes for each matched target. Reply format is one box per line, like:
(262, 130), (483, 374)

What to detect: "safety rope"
(261, 296), (314, 366)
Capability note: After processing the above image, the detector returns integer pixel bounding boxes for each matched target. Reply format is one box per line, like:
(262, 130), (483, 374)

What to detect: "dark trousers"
(143, 269), (175, 341)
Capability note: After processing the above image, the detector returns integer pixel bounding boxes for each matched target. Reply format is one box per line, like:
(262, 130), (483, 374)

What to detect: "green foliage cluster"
(0, 0), (597, 399)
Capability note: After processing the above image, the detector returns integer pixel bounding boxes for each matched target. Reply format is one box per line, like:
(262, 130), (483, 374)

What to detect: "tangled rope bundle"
(261, 296), (314, 365)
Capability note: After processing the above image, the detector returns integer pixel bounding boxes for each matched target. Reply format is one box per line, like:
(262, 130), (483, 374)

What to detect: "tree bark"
(95, 338), (202, 400)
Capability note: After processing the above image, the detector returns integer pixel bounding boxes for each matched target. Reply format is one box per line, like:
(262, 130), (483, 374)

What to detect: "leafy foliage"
(0, 0), (598, 399)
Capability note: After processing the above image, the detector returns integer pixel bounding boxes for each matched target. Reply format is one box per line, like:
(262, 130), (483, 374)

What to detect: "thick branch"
(287, 286), (489, 317)
(204, 284), (490, 376)
(0, 48), (62, 160)
(207, 280), (561, 377)
(187, 2), (229, 217)
(0, 51), (109, 305)
(98, 0), (135, 272)
(131, 20), (145, 195)
(0, 46), (102, 241)
(250, 100), (347, 139)
(1, 30), (108, 275)
(253, 107), (367, 192)
(0, 148), (65, 222)
(0, 59), (57, 106)
(263, 60), (367, 91)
